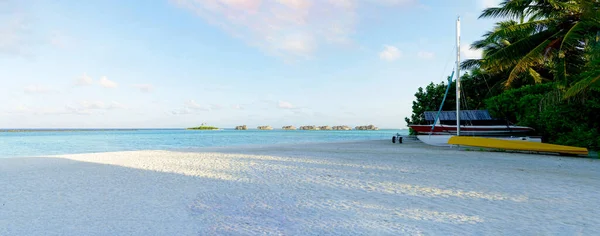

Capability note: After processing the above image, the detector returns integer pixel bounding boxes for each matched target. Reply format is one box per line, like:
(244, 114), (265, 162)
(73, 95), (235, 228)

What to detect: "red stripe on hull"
(409, 125), (534, 135)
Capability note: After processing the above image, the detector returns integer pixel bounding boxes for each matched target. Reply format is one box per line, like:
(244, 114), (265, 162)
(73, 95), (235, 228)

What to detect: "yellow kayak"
(448, 136), (589, 156)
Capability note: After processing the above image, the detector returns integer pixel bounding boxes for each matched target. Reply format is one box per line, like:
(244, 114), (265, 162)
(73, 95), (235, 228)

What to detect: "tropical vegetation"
(406, 0), (600, 150)
(187, 123), (219, 130)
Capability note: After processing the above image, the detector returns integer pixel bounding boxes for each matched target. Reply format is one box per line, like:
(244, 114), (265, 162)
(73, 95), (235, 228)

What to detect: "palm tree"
(564, 33), (600, 97)
(473, 0), (600, 89)
(462, 20), (552, 90)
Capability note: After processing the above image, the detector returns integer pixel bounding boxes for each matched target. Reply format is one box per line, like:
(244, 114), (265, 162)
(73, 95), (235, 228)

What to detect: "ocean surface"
(0, 129), (408, 158)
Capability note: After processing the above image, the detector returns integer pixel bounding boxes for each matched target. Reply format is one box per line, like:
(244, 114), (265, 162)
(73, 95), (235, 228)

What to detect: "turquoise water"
(0, 129), (408, 158)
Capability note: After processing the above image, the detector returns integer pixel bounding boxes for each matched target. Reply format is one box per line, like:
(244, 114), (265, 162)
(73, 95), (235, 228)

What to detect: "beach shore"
(1, 140), (599, 235)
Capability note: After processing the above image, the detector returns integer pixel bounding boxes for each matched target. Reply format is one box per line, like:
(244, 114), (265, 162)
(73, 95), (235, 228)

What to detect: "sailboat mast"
(456, 16), (461, 136)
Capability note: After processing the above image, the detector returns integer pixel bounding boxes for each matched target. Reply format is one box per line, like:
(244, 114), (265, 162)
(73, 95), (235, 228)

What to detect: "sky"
(0, 0), (503, 129)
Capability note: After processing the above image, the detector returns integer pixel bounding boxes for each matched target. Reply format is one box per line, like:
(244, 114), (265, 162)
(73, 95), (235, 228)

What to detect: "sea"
(0, 129), (409, 158)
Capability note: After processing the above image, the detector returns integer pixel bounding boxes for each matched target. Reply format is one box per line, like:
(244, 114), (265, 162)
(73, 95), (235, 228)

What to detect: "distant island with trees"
(187, 123), (219, 130)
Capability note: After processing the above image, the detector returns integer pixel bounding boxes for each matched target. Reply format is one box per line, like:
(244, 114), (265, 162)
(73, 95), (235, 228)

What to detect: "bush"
(485, 83), (600, 150)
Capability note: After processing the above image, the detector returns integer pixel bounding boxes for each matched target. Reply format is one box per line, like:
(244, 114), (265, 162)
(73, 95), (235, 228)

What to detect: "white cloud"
(64, 105), (93, 115)
(133, 84), (154, 93)
(170, 0), (422, 59)
(479, 0), (501, 9)
(203, 85), (232, 92)
(461, 44), (482, 59)
(108, 101), (127, 110)
(172, 100), (212, 115)
(417, 51), (434, 59)
(75, 73), (93, 86)
(231, 104), (244, 110)
(80, 101), (106, 109)
(79, 101), (127, 110)
(379, 45), (401, 61)
(210, 104), (223, 110)
(374, 0), (419, 5)
(171, 108), (192, 115)
(185, 100), (210, 111)
(23, 85), (56, 94)
(99, 76), (118, 88)
(0, 5), (28, 56)
(49, 31), (72, 49)
(278, 100), (294, 109)
(10, 104), (91, 115)
(8, 100), (126, 116)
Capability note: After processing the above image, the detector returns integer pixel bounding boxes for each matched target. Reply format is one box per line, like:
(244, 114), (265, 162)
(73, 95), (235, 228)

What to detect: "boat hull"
(417, 135), (542, 147)
(448, 136), (588, 156)
(409, 124), (534, 136)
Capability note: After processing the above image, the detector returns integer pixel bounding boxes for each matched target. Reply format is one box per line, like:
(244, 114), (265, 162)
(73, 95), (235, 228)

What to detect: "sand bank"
(1, 140), (599, 235)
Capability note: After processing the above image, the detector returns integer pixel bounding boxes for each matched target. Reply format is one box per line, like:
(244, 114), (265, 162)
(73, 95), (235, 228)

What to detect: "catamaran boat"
(407, 17), (540, 146)
(409, 110), (540, 146)
(409, 110), (535, 136)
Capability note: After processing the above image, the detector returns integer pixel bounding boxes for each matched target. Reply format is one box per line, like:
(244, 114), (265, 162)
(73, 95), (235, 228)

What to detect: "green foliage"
(187, 125), (219, 130)
(404, 80), (452, 126)
(405, 72), (502, 127)
(474, 0), (600, 89)
(485, 83), (600, 150)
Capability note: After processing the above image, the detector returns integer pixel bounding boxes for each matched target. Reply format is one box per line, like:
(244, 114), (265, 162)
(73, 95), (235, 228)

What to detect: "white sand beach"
(1, 140), (599, 235)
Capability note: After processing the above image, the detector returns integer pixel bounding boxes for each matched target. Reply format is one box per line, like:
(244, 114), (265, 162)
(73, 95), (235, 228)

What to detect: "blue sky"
(0, 0), (502, 129)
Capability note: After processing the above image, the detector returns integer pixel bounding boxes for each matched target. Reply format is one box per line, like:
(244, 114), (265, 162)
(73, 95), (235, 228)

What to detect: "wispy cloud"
(171, 100), (218, 115)
(185, 100), (210, 111)
(11, 101), (128, 116)
(133, 84), (154, 93)
(23, 85), (56, 94)
(417, 51), (434, 59)
(79, 101), (127, 110)
(171, 108), (193, 115)
(0, 9), (29, 56)
(379, 45), (401, 61)
(210, 104), (223, 110)
(231, 104), (244, 110)
(49, 30), (72, 49)
(99, 76), (118, 88)
(171, 0), (363, 59)
(479, 0), (501, 9)
(461, 44), (482, 59)
(278, 100), (294, 109)
(203, 85), (232, 92)
(75, 73), (93, 86)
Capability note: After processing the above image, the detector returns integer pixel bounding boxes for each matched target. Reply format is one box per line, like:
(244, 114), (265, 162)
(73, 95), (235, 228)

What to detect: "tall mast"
(456, 16), (461, 136)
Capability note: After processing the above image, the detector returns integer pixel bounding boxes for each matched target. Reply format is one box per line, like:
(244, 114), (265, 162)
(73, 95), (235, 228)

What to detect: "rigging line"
(430, 70), (455, 135)
(439, 45), (457, 83)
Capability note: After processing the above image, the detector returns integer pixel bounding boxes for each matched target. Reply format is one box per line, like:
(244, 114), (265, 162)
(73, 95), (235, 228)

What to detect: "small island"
(354, 125), (379, 130)
(257, 126), (273, 130)
(319, 126), (332, 130)
(332, 125), (352, 130)
(235, 125), (248, 130)
(187, 123), (219, 130)
(282, 125), (296, 130)
(299, 126), (320, 130)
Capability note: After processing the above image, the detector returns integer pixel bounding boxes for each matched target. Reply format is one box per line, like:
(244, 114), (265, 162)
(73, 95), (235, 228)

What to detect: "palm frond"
(479, 0), (534, 20)
(460, 59), (482, 70)
(480, 31), (555, 72)
(564, 73), (600, 98)
(528, 68), (545, 84)
(485, 18), (554, 41)
(506, 31), (565, 88)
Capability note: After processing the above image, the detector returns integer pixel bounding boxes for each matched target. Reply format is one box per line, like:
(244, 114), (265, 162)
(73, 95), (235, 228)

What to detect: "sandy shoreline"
(1, 140), (599, 235)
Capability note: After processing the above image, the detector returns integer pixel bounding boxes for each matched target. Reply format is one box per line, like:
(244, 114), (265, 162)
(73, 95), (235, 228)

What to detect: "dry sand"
(1, 140), (599, 235)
